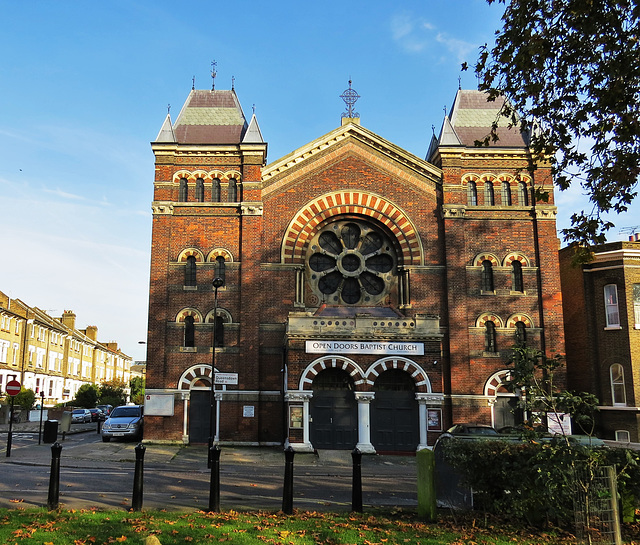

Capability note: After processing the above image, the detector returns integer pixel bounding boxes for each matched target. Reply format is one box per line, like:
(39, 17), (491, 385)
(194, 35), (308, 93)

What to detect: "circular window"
(306, 220), (396, 305)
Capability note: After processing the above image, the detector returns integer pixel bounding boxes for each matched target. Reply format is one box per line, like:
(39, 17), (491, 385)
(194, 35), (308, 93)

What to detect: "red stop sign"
(5, 380), (20, 396)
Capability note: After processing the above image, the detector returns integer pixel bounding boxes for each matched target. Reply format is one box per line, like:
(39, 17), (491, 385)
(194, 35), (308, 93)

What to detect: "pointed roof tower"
(428, 89), (531, 163)
(170, 89), (250, 144)
(154, 113), (176, 143)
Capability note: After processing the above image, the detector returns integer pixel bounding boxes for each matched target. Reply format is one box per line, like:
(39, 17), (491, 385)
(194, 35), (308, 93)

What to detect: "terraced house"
(0, 290), (133, 406)
(144, 85), (565, 451)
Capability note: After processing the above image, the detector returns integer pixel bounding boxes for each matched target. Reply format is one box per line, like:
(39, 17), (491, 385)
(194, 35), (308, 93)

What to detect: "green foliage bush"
(440, 438), (640, 527)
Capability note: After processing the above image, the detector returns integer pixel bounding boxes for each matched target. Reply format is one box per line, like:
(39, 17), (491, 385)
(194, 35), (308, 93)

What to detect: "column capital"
(416, 392), (444, 405)
(285, 390), (313, 402)
(354, 391), (375, 403)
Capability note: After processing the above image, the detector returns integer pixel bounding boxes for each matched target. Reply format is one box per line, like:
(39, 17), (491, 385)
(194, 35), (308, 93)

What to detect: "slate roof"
(168, 89), (255, 144)
(437, 89), (530, 149)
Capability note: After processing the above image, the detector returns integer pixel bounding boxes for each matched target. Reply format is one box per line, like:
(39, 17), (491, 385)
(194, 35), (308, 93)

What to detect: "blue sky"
(0, 1), (634, 362)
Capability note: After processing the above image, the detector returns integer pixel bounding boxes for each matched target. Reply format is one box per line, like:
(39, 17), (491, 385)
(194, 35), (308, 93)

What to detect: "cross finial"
(252, 104), (256, 115)
(167, 104), (171, 115)
(431, 124), (435, 135)
(192, 76), (195, 90)
(340, 79), (361, 119)
(443, 105), (447, 116)
(458, 76), (462, 90)
(211, 60), (217, 90)
(232, 76), (235, 91)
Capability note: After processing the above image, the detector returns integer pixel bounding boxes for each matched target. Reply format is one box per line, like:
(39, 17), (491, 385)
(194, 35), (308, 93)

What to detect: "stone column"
(284, 391), (314, 452)
(416, 393), (445, 450)
(355, 392), (376, 454)
(181, 391), (189, 444)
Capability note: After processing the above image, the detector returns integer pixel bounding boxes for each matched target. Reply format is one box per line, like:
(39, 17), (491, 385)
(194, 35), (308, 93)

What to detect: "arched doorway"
(310, 368), (357, 449)
(371, 369), (418, 451)
(189, 385), (214, 444)
(485, 370), (523, 431)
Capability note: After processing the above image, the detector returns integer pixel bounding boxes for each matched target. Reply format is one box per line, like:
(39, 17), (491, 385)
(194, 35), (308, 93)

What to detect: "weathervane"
(340, 79), (360, 118)
(211, 60), (217, 90)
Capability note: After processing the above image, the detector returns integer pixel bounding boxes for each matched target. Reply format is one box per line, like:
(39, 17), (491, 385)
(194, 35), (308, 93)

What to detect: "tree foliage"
(74, 384), (99, 408)
(472, 0), (640, 246)
(99, 379), (127, 408)
(129, 376), (145, 405)
(504, 344), (599, 436)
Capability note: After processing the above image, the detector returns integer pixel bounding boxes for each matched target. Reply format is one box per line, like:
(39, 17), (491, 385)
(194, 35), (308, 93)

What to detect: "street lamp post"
(208, 277), (224, 467)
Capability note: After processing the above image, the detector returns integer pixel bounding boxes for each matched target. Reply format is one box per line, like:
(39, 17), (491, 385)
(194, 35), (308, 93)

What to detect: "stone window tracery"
(306, 220), (396, 306)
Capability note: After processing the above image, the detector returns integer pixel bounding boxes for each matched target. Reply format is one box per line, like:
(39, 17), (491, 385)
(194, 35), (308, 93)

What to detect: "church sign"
(306, 340), (424, 356)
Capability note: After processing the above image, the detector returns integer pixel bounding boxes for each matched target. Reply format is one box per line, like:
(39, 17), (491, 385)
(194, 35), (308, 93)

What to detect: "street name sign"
(214, 373), (238, 385)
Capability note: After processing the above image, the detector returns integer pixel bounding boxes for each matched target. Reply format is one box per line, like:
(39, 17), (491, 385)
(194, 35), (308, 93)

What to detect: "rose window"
(306, 220), (396, 305)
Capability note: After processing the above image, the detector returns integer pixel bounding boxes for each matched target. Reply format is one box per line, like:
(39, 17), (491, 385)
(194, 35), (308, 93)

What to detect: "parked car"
(97, 404), (113, 416)
(101, 405), (144, 442)
(89, 408), (105, 422)
(71, 409), (91, 424)
(442, 423), (499, 437)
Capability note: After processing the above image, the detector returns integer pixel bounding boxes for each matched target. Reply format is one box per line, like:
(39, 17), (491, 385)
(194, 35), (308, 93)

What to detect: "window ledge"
(480, 290), (496, 296)
(604, 326), (622, 331)
(180, 347), (197, 352)
(183, 286), (197, 291)
(509, 291), (526, 296)
(482, 351), (501, 358)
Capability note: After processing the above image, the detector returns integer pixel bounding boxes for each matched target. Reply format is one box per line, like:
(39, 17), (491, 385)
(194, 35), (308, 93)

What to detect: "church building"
(144, 83), (565, 451)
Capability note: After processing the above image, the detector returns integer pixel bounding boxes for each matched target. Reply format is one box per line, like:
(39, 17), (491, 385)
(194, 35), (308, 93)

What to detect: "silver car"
(100, 405), (143, 442)
(71, 409), (91, 423)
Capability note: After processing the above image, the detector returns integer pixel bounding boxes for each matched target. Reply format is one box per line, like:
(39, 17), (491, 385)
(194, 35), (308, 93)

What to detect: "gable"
(261, 123), (442, 198)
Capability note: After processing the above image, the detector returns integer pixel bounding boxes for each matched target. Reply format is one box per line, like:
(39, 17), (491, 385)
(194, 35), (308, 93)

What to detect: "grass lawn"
(0, 507), (587, 545)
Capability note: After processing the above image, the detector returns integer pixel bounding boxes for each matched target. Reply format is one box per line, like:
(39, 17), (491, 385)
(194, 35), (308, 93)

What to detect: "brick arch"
(221, 170), (241, 181)
(365, 357), (432, 392)
(175, 308), (203, 323)
(503, 252), (531, 267)
(462, 173), (479, 184)
(204, 307), (232, 323)
(178, 364), (216, 390)
(281, 191), (423, 266)
(207, 248), (234, 262)
(479, 173), (497, 185)
(506, 313), (534, 328)
(476, 313), (504, 328)
(177, 248), (205, 262)
(173, 170), (193, 182)
(298, 356), (366, 390)
(473, 253), (500, 267)
(485, 369), (514, 397)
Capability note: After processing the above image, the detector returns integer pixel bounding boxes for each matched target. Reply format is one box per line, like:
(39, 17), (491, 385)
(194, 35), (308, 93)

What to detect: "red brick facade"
(144, 88), (565, 450)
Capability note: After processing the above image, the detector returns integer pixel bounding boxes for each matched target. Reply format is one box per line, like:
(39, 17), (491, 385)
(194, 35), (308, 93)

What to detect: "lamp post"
(208, 277), (224, 467)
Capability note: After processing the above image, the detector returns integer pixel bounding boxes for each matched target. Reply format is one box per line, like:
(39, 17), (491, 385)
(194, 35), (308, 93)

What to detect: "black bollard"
(96, 420), (101, 434)
(208, 444), (221, 512)
(47, 442), (63, 510)
(351, 448), (363, 512)
(132, 442), (146, 511)
(282, 446), (295, 514)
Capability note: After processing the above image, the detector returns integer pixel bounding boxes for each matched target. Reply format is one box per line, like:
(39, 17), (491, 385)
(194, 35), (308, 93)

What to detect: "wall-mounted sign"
(215, 373), (238, 385)
(145, 394), (175, 416)
(289, 406), (303, 428)
(306, 340), (424, 356)
(243, 405), (255, 418)
(427, 408), (442, 431)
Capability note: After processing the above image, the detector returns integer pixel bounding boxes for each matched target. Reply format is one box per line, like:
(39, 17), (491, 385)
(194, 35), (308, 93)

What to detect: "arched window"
(214, 314), (224, 347)
(212, 178), (221, 202)
(485, 321), (497, 353)
(482, 260), (494, 292)
(502, 181), (512, 205)
(228, 179), (237, 202)
(467, 181), (478, 206)
(512, 260), (524, 292)
(604, 284), (620, 327)
(610, 363), (626, 405)
(485, 182), (495, 206)
(515, 321), (527, 346)
(215, 256), (226, 285)
(184, 315), (195, 348)
(518, 181), (529, 206)
(185, 255), (197, 286)
(179, 178), (188, 202)
(195, 178), (204, 202)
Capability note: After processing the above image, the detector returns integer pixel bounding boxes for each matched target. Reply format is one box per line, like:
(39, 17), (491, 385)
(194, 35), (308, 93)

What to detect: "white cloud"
(390, 11), (475, 62)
